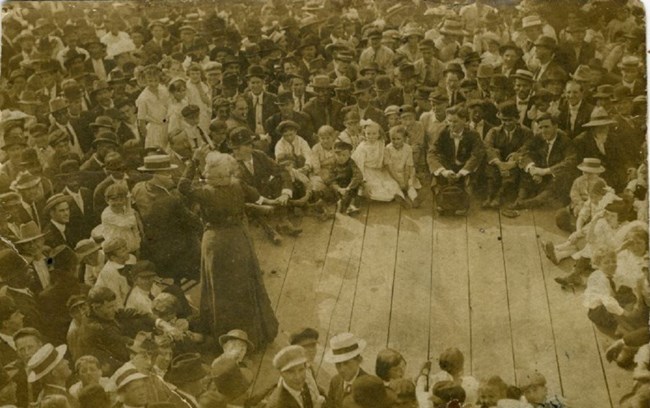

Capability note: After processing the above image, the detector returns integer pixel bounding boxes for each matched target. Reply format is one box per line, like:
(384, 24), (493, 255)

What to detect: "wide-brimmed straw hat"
(324, 333), (366, 364)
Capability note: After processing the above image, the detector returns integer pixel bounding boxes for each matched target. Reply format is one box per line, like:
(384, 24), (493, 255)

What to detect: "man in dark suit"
(427, 105), (486, 214)
(265, 91), (315, 149)
(557, 80), (595, 139)
(557, 23), (595, 74)
(5, 328), (44, 408)
(483, 102), (534, 208)
(511, 69), (536, 128)
(83, 39), (116, 81)
(0, 248), (44, 333)
(244, 65), (279, 135)
(59, 160), (94, 243)
(573, 108), (631, 192)
(303, 75), (345, 132)
(0, 295), (21, 367)
(323, 333), (368, 408)
(532, 36), (567, 83)
(266, 345), (321, 408)
(42, 194), (75, 249)
(343, 78), (389, 131)
(515, 113), (578, 209)
(48, 97), (89, 157)
(229, 127), (299, 243)
(386, 63), (421, 107)
(143, 20), (173, 61)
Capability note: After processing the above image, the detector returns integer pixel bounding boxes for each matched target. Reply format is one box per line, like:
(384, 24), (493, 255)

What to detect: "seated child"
(310, 125), (338, 192)
(386, 125), (419, 205)
(518, 370), (566, 408)
(323, 141), (364, 215)
(399, 104), (426, 187)
(338, 110), (364, 149)
(274, 120), (314, 175)
(276, 154), (332, 220)
(583, 248), (626, 336)
(351, 119), (408, 205)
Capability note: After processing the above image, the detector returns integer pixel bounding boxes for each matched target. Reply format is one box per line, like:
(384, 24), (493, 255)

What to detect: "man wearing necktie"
(516, 113), (578, 209)
(245, 65), (279, 136)
(266, 345), (324, 408)
(181, 104), (213, 150)
(512, 69), (534, 128)
(427, 105), (485, 215)
(323, 333), (368, 408)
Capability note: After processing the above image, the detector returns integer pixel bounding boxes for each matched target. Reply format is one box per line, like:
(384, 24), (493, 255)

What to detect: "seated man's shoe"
(554, 272), (582, 287)
(543, 241), (559, 265)
(605, 339), (625, 363)
(394, 194), (412, 209)
(616, 346), (637, 369)
(277, 222), (302, 236)
(454, 208), (468, 216)
(346, 204), (360, 215)
(481, 197), (492, 209)
(488, 197), (501, 208)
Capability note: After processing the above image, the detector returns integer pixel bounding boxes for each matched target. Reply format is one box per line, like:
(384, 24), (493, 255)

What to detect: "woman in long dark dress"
(178, 151), (279, 350)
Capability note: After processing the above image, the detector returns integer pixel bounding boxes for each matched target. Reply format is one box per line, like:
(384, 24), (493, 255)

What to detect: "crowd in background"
(0, 0), (648, 407)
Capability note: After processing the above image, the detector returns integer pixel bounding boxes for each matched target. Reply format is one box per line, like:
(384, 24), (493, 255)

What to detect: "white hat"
(273, 345), (307, 372)
(521, 15), (543, 29)
(27, 344), (67, 383)
(111, 363), (148, 390)
(324, 333), (366, 364)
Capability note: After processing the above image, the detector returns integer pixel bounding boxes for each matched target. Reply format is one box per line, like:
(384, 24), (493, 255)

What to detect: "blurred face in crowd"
(16, 334), (43, 364)
(131, 350), (154, 373)
(386, 114), (399, 128)
(88, 43), (106, 60)
(334, 357), (361, 382)
(364, 124), (381, 142)
(514, 78), (532, 100)
(170, 82), (187, 102)
(615, 97), (633, 116)
(502, 49), (519, 68)
(4, 144), (23, 163)
(501, 116), (517, 132)
(53, 139), (70, 156)
(49, 202), (70, 225)
(401, 76), (416, 92)
(621, 67), (638, 83)
(446, 113), (466, 133)
(248, 77), (264, 95)
(278, 101), (294, 117)
(356, 89), (372, 106)
(122, 379), (148, 406)
(537, 118), (557, 141)
(206, 70), (222, 87)
(78, 361), (102, 386)
(432, 100), (448, 119)
(469, 106), (483, 123)
(535, 45), (553, 63)
(232, 99), (248, 121)
(567, 28), (586, 44)
(169, 134), (192, 159)
(0, 309), (23, 335)
(544, 79), (564, 97)
(93, 299), (118, 320)
(155, 346), (173, 372)
(151, 25), (164, 40)
(18, 38), (35, 53)
(390, 132), (405, 149)
(223, 339), (248, 363)
(314, 87), (330, 103)
(180, 29), (195, 45)
(281, 128), (297, 144)
(301, 45), (317, 60)
(134, 273), (156, 292)
(215, 105), (229, 120)
(565, 82), (583, 106)
(596, 251), (617, 277)
(107, 193), (127, 213)
(445, 72), (461, 91)
(291, 78), (306, 97)
(281, 364), (306, 391)
(523, 25), (542, 42)
(51, 359), (72, 383)
(17, 236), (44, 259)
(19, 184), (44, 205)
(334, 147), (351, 164)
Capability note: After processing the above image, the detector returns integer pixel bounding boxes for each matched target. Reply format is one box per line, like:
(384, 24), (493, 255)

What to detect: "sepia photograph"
(0, 0), (648, 407)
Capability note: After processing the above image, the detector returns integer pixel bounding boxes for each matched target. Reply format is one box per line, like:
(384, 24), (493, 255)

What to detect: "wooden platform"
(198, 192), (634, 407)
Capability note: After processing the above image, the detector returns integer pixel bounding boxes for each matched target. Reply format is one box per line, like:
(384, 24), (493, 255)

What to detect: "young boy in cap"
(323, 141), (363, 215)
(274, 120), (314, 174)
(181, 104), (212, 150)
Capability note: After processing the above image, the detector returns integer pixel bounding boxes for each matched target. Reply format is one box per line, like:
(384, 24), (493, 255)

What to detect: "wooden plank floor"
(196, 202), (635, 407)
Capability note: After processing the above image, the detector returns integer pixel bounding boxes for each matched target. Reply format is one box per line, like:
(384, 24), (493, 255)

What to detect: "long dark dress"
(178, 163), (278, 350)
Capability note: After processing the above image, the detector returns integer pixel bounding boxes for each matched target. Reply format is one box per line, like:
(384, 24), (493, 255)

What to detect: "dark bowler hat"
(275, 90), (294, 105)
(49, 97), (69, 114)
(166, 353), (208, 385)
(289, 327), (319, 346)
(246, 64), (266, 80)
(92, 131), (120, 147)
(497, 101), (519, 119)
(0, 248), (29, 282)
(210, 356), (251, 399)
(228, 127), (255, 148)
(359, 62), (381, 76)
(129, 260), (158, 280)
(399, 63), (417, 79)
(442, 62), (464, 78)
(277, 120), (300, 134)
(90, 80), (112, 96)
(352, 78), (373, 94)
(499, 41), (523, 56)
(2, 134), (27, 151)
(593, 84), (614, 99)
(181, 104), (201, 118)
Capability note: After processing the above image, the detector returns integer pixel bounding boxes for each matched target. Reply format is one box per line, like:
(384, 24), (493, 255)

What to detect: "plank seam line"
(465, 215), (473, 376)
(346, 205), (371, 331)
(496, 210), (519, 385)
(530, 210), (566, 398)
(385, 204), (403, 348)
(590, 322), (615, 407)
(427, 204), (436, 361)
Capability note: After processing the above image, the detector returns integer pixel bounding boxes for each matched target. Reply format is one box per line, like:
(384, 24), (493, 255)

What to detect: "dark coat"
(43, 220), (74, 249)
(265, 385), (303, 408)
(342, 104), (388, 132)
(84, 58), (116, 78)
(5, 287), (44, 333)
(557, 41), (596, 73)
(484, 124), (533, 163)
(0, 337), (17, 367)
(573, 130), (630, 192)
(244, 91), (279, 133)
(48, 119), (92, 155)
(325, 369), (368, 408)
(427, 127), (486, 174)
(236, 150), (293, 198)
(303, 97), (345, 131)
(557, 100), (594, 139)
(61, 187), (94, 244)
(521, 131), (578, 196)
(533, 59), (567, 83)
(38, 277), (90, 345)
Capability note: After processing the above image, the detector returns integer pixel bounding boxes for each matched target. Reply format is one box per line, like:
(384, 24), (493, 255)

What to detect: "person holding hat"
(323, 332), (368, 407)
(178, 151), (279, 349)
(303, 75), (346, 132)
(135, 64), (170, 149)
(573, 107), (630, 192)
(27, 343), (76, 407)
(265, 345), (324, 408)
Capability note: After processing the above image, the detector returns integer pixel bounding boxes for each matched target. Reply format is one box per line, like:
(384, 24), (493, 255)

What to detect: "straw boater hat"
(137, 155), (178, 172)
(439, 19), (466, 37)
(27, 343), (67, 383)
(324, 333), (366, 364)
(521, 15), (543, 29)
(582, 107), (617, 127)
(577, 158), (605, 174)
(75, 238), (102, 259)
(617, 55), (641, 71)
(112, 364), (148, 390)
(273, 345), (307, 372)
(14, 221), (47, 245)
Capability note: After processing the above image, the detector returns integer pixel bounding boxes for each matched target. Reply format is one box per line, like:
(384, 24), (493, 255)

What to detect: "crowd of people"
(0, 0), (648, 407)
